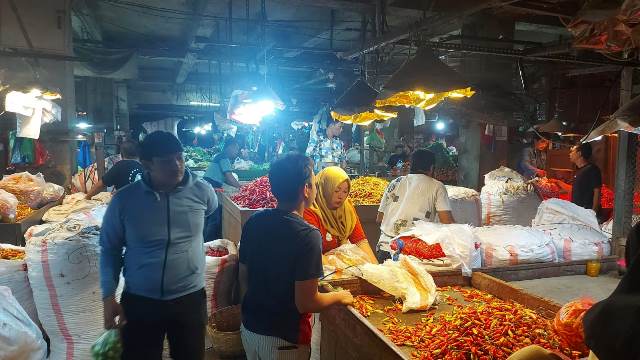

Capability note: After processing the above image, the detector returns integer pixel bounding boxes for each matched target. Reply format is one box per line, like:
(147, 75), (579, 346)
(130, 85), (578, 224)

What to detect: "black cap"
(140, 131), (184, 161)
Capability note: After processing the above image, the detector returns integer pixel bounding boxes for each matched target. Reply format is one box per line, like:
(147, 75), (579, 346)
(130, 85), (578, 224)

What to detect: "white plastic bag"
(25, 219), (103, 360)
(473, 225), (557, 267)
(0, 244), (39, 326)
(324, 243), (373, 272)
(535, 224), (610, 261)
(484, 166), (525, 184)
(62, 192), (87, 205)
(0, 286), (47, 360)
(42, 199), (101, 223)
(444, 186), (482, 227)
(393, 221), (481, 276)
(481, 182), (540, 226)
(532, 198), (600, 231)
(359, 256), (437, 312)
(0, 189), (19, 222)
(203, 240), (238, 318)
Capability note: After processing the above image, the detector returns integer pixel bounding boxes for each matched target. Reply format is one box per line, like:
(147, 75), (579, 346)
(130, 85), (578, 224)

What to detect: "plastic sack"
(25, 219), (103, 360)
(203, 240), (238, 318)
(481, 182), (540, 226)
(444, 185), (482, 227)
(484, 166), (525, 184)
(392, 221), (481, 276)
(324, 243), (373, 272)
(536, 223), (610, 262)
(533, 198), (600, 230)
(67, 204), (108, 228)
(91, 192), (112, 204)
(0, 172), (45, 208)
(474, 225), (557, 267)
(0, 286), (47, 360)
(63, 192), (87, 205)
(553, 298), (594, 354)
(0, 244), (39, 326)
(359, 256), (437, 312)
(0, 189), (19, 222)
(91, 329), (122, 360)
(42, 199), (101, 223)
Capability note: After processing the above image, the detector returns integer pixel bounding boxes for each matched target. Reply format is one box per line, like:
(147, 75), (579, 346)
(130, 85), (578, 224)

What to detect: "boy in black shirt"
(239, 153), (353, 360)
(86, 140), (144, 199)
(554, 142), (602, 212)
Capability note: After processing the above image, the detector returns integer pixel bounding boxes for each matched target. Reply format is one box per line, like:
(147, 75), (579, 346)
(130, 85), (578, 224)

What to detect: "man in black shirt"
(555, 142), (602, 212)
(387, 144), (410, 171)
(86, 140), (144, 199)
(239, 153), (352, 360)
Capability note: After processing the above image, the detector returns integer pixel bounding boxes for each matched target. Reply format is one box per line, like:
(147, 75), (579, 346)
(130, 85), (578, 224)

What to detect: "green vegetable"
(91, 329), (122, 360)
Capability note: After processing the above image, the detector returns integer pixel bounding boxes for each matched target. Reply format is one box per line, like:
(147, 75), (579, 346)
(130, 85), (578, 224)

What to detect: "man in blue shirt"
(204, 137), (241, 188)
(100, 131), (217, 359)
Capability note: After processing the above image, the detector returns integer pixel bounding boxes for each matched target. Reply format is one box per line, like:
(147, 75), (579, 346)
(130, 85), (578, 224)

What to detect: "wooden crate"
(0, 201), (59, 246)
(320, 272), (562, 360)
(221, 193), (260, 244)
(355, 204), (381, 251)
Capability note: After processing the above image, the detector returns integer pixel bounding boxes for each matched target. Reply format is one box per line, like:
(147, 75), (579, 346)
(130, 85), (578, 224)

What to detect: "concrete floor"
(510, 272), (621, 304)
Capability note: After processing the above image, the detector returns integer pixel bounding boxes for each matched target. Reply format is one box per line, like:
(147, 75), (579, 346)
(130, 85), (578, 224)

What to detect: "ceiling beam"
(340, 0), (519, 59)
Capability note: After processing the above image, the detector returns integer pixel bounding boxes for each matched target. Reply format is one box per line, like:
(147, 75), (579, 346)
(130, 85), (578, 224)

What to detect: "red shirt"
(303, 209), (367, 253)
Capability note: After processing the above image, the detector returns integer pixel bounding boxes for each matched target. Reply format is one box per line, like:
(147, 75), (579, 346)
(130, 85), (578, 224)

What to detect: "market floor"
(510, 272), (621, 304)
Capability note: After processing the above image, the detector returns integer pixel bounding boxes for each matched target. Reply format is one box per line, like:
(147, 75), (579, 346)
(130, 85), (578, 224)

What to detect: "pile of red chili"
(353, 287), (587, 360)
(231, 176), (277, 209)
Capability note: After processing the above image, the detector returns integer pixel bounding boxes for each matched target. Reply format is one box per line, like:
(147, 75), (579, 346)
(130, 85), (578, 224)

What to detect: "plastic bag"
(62, 192), (87, 205)
(91, 329), (122, 360)
(359, 256), (437, 312)
(0, 189), (19, 222)
(553, 298), (594, 354)
(42, 199), (101, 223)
(324, 243), (373, 271)
(533, 198), (600, 231)
(0, 286), (47, 360)
(484, 166), (525, 184)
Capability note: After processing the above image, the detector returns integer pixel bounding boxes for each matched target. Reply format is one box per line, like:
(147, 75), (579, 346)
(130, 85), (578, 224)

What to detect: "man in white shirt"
(375, 149), (455, 262)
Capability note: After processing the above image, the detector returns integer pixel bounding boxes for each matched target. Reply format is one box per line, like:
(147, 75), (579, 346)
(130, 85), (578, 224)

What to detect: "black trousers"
(121, 288), (207, 360)
(203, 177), (223, 242)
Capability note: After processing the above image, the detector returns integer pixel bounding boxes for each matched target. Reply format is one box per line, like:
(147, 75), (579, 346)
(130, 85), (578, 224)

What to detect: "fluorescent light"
(76, 122), (92, 129)
(435, 121), (446, 131)
(189, 101), (220, 106)
(232, 100), (276, 125)
(204, 123), (212, 131)
(591, 135), (603, 142)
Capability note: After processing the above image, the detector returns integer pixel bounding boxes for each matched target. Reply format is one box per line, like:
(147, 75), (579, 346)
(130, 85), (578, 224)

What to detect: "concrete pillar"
(457, 121), (482, 189)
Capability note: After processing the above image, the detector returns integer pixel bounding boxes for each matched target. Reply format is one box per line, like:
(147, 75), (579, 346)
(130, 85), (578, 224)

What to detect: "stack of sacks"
(533, 199), (610, 261)
(43, 192), (111, 224)
(444, 185), (482, 227)
(481, 167), (540, 226)
(473, 225), (557, 267)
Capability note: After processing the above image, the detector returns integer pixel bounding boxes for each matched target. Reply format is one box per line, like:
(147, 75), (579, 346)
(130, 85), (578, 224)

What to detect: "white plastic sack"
(0, 172), (63, 209)
(481, 182), (540, 226)
(91, 192), (112, 204)
(0, 286), (47, 360)
(42, 199), (101, 223)
(25, 219), (103, 360)
(393, 221), (481, 276)
(535, 224), (610, 262)
(0, 244), (39, 326)
(0, 189), (19, 222)
(359, 256), (437, 312)
(203, 240), (238, 318)
(484, 166), (525, 184)
(473, 225), (557, 267)
(532, 198), (600, 231)
(62, 192), (87, 205)
(66, 204), (108, 228)
(444, 186), (482, 227)
(324, 243), (373, 271)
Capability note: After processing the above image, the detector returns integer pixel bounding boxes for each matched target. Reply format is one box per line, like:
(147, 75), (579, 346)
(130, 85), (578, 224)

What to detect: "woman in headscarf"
(303, 166), (377, 263)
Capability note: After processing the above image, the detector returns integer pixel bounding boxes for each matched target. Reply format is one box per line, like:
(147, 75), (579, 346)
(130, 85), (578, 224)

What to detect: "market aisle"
(510, 272), (620, 304)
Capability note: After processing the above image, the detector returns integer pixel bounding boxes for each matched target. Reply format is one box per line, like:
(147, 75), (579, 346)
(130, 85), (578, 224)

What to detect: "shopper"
(100, 131), (218, 360)
(305, 115), (346, 172)
(303, 166), (377, 263)
(518, 136), (549, 179)
(387, 144), (409, 171)
(239, 153), (353, 360)
(85, 140), (144, 198)
(376, 149), (455, 262)
(553, 142), (602, 212)
(204, 136), (241, 188)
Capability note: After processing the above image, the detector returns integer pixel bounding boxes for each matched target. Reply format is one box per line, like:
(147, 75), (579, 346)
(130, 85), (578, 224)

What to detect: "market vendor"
(518, 136), (549, 179)
(303, 166), (378, 263)
(305, 116), (346, 172)
(376, 149), (455, 262)
(85, 140), (143, 199)
(387, 144), (410, 171)
(553, 142), (602, 213)
(204, 137), (241, 189)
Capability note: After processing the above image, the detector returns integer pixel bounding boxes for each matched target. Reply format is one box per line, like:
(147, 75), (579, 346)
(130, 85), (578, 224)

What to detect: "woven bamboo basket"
(208, 305), (244, 358)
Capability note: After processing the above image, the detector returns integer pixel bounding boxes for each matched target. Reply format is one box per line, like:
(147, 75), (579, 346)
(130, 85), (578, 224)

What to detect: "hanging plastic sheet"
(77, 141), (92, 169)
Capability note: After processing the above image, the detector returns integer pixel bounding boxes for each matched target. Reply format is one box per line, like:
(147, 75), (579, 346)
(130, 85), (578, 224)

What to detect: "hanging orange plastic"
(553, 297), (595, 354)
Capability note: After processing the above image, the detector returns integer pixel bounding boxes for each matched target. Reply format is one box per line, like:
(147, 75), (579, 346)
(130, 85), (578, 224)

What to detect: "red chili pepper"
(231, 176), (278, 209)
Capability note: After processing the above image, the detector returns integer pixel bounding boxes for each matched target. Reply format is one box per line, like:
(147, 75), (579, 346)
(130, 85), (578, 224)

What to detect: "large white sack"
(474, 225), (557, 267)
(0, 244), (39, 326)
(533, 198), (600, 231)
(481, 182), (540, 226)
(203, 239), (238, 318)
(42, 199), (101, 222)
(0, 286), (47, 360)
(535, 223), (610, 262)
(66, 204), (108, 228)
(484, 166), (525, 184)
(444, 185), (482, 227)
(394, 221), (481, 276)
(25, 219), (102, 360)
